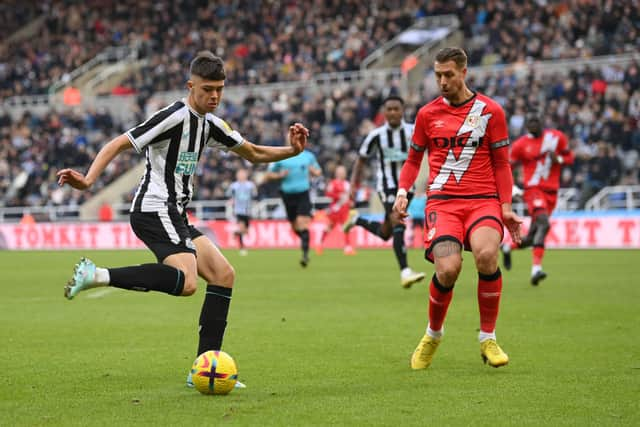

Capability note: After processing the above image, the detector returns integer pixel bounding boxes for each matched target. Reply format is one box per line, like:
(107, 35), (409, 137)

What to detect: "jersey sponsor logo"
(430, 99), (492, 191)
(432, 136), (485, 148)
(176, 152), (197, 175)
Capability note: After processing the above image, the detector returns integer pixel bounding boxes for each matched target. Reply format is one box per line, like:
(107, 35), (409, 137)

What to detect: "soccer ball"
(190, 350), (238, 395)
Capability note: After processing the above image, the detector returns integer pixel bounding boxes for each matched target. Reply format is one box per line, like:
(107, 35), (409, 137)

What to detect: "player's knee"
(216, 263), (236, 288)
(181, 273), (199, 296)
(436, 261), (462, 286)
(474, 246), (499, 272)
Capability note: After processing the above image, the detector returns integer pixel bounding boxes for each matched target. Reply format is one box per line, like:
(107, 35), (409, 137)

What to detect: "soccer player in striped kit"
(344, 96), (426, 288)
(57, 51), (309, 388)
(227, 168), (257, 256)
(393, 47), (522, 370)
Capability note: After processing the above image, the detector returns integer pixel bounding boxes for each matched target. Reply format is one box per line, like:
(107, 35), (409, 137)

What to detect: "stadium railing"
(3, 186), (636, 224)
(585, 185), (640, 211)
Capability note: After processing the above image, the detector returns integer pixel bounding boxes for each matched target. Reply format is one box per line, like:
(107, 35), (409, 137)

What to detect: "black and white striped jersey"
(358, 121), (414, 193)
(227, 180), (257, 216)
(126, 99), (244, 213)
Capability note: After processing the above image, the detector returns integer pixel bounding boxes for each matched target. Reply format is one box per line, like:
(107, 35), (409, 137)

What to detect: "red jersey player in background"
(318, 165), (355, 255)
(501, 113), (575, 285)
(393, 47), (522, 371)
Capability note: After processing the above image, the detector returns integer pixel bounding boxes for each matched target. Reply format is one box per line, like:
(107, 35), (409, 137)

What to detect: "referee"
(264, 146), (322, 267)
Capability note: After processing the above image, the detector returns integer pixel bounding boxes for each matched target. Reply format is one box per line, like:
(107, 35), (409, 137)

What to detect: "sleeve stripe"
(491, 139), (510, 149)
(410, 142), (426, 152)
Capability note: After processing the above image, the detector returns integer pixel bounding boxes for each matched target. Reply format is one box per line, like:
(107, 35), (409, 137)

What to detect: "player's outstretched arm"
(56, 134), (132, 190)
(233, 123), (309, 163)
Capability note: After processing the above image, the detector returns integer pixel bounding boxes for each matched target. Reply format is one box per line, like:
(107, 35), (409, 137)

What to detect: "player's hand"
(288, 123), (309, 154)
(392, 194), (410, 223)
(502, 209), (523, 245)
(57, 168), (91, 190)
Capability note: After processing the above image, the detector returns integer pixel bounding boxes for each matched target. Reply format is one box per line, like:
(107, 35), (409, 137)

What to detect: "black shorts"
(281, 190), (312, 222)
(130, 205), (203, 262)
(236, 214), (250, 228)
(378, 190), (414, 219)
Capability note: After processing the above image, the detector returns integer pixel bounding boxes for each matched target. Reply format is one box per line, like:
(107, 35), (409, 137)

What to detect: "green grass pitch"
(1, 248), (638, 426)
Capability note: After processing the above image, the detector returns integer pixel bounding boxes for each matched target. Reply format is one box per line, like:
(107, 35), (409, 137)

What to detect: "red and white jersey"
(412, 93), (509, 197)
(510, 129), (574, 192)
(326, 179), (351, 211)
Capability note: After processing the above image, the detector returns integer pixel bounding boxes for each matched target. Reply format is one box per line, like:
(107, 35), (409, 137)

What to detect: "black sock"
(300, 229), (310, 257)
(236, 232), (244, 249)
(393, 225), (408, 270)
(355, 217), (384, 238)
(197, 285), (232, 356)
(108, 264), (184, 296)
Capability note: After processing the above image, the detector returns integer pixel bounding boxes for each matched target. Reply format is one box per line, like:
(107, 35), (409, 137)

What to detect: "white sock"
(426, 325), (443, 339)
(479, 330), (496, 343)
(401, 267), (412, 277)
(531, 264), (542, 276)
(94, 267), (110, 286)
(502, 243), (511, 253)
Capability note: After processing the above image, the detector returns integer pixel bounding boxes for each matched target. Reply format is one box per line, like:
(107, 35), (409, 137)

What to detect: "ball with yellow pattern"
(190, 350), (238, 395)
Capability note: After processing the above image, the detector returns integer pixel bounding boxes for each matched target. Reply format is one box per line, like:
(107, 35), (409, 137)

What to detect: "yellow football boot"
(480, 339), (509, 367)
(410, 335), (441, 370)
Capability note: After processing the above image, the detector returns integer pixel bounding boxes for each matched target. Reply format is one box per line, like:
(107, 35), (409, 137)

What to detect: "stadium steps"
(79, 162), (145, 221)
(361, 14), (462, 94)
(1, 15), (46, 48)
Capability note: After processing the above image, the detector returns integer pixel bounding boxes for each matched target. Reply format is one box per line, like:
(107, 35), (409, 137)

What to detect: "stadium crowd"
(1, 1), (639, 212)
(2, 1), (638, 99)
(3, 59), (639, 210)
(1, 0), (420, 98)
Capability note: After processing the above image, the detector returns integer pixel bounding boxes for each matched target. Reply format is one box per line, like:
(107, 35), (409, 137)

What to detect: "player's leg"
(344, 191), (390, 239)
(530, 212), (551, 285)
(468, 216), (509, 367)
(501, 190), (538, 270)
(411, 200), (463, 370)
(192, 235), (236, 355)
(64, 210), (195, 299)
(291, 191), (312, 266)
(411, 239), (462, 370)
(294, 214), (311, 266)
(237, 216), (249, 255)
(385, 194), (425, 287)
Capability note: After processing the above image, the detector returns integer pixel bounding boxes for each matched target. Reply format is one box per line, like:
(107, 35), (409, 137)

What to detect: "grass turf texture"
(1, 249), (638, 426)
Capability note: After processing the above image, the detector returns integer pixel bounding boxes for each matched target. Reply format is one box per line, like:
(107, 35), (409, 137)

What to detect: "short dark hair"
(190, 51), (226, 80)
(435, 47), (468, 69)
(383, 95), (405, 105)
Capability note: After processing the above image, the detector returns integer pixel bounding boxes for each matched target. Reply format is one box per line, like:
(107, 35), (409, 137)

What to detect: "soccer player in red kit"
(501, 113), (574, 285)
(318, 165), (355, 255)
(393, 47), (522, 370)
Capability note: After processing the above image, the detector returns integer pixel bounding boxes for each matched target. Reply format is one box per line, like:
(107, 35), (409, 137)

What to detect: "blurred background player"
(318, 165), (355, 255)
(227, 168), (257, 256)
(501, 113), (575, 285)
(264, 144), (322, 267)
(344, 96), (425, 288)
(394, 47), (522, 371)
